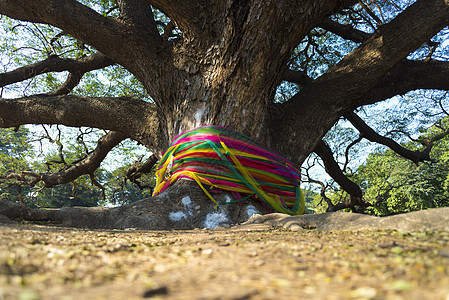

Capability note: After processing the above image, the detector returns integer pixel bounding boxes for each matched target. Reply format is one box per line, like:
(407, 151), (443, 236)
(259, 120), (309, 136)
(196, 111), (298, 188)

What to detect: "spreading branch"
(124, 154), (158, 190)
(2, 131), (127, 189)
(282, 69), (313, 86)
(313, 140), (366, 212)
(118, 0), (153, 22)
(0, 0), (122, 52)
(0, 52), (115, 92)
(275, 0), (449, 165)
(318, 18), (369, 43)
(284, 59), (449, 119)
(344, 111), (436, 163)
(0, 95), (159, 149)
(148, 0), (218, 40)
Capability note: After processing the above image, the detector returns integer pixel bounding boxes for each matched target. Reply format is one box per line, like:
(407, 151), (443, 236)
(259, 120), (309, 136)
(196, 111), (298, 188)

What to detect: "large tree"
(1, 0), (449, 226)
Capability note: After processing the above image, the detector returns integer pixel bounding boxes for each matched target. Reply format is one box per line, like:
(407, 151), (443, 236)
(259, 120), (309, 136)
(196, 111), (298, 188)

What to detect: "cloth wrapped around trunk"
(152, 126), (306, 215)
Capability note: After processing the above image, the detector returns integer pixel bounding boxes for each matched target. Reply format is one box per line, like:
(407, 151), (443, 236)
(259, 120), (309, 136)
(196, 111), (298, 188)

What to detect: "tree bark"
(148, 0), (359, 148)
(0, 53), (114, 88)
(313, 140), (365, 212)
(0, 95), (160, 151)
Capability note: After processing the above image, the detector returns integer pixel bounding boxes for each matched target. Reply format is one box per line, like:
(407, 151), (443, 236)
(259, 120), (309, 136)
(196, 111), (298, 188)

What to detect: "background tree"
(0, 0), (449, 216)
(354, 115), (449, 216)
(0, 125), (153, 208)
(0, 127), (33, 205)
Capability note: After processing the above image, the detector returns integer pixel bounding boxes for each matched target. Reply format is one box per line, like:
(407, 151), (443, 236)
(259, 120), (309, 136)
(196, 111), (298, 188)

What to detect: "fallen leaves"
(0, 225), (448, 299)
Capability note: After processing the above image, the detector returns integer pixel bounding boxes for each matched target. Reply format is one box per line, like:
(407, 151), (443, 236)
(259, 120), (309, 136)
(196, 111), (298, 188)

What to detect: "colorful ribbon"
(152, 126), (306, 215)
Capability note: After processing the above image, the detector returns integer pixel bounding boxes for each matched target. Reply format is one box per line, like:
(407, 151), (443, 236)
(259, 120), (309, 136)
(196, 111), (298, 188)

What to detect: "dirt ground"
(1, 223), (449, 300)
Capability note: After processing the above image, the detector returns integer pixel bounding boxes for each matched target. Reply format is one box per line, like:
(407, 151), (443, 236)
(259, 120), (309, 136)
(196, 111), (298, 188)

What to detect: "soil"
(1, 222), (449, 300)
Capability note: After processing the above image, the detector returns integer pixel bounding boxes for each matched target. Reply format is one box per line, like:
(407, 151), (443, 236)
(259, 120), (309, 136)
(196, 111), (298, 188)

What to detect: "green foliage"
(0, 127), (30, 159)
(27, 176), (102, 208)
(103, 163), (155, 207)
(301, 188), (321, 214)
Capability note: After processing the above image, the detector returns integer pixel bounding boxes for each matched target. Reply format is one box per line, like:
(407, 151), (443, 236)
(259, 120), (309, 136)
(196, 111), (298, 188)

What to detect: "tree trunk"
(117, 0), (354, 154)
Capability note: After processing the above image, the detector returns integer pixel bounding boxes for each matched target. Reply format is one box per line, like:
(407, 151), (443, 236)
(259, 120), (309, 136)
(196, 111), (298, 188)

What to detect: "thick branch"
(282, 69), (313, 86)
(313, 140), (365, 212)
(114, 0), (162, 50)
(150, 0), (358, 50)
(118, 0), (153, 21)
(0, 1), (120, 49)
(148, 0), (218, 40)
(275, 0), (449, 164)
(0, 53), (115, 88)
(50, 73), (84, 96)
(318, 18), (369, 43)
(125, 154), (158, 189)
(0, 0), (163, 72)
(0, 95), (160, 149)
(354, 59), (449, 107)
(316, 0), (449, 100)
